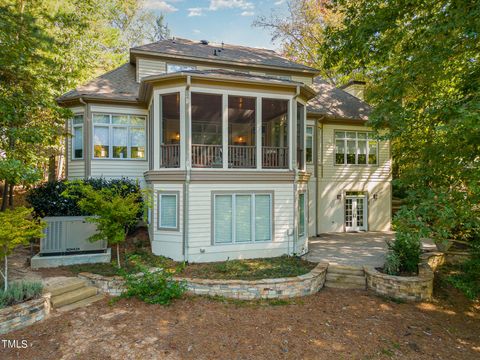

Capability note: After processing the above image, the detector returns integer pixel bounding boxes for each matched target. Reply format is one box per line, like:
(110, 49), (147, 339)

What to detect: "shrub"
(0, 281), (43, 308)
(446, 243), (480, 300)
(384, 232), (421, 275)
(120, 264), (186, 305)
(27, 178), (141, 218)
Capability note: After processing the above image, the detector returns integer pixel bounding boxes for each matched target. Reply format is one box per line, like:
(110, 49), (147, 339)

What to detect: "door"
(345, 193), (367, 232)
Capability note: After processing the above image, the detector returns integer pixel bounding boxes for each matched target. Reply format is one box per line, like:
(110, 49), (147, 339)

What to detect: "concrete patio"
(304, 232), (395, 267)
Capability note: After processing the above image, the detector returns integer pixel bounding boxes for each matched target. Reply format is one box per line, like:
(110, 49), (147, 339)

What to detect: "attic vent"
(200, 40), (209, 45)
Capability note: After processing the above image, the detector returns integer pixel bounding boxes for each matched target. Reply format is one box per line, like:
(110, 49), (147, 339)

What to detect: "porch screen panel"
(262, 98), (289, 168)
(255, 195), (271, 241)
(215, 195), (233, 243)
(235, 195), (252, 242)
(228, 96), (256, 168)
(159, 194), (177, 229)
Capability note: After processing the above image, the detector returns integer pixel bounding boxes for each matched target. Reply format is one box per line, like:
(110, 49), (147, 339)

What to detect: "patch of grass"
(442, 256), (480, 300)
(0, 281), (43, 308)
(179, 255), (317, 280)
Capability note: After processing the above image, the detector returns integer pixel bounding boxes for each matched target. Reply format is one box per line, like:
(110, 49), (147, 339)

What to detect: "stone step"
(57, 294), (105, 313)
(328, 265), (364, 276)
(326, 273), (366, 285)
(45, 278), (87, 297)
(325, 281), (366, 290)
(51, 286), (98, 308)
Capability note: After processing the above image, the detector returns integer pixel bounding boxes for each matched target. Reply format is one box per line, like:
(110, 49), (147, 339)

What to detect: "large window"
(166, 64), (196, 73)
(72, 115), (84, 159)
(92, 114), (146, 159)
(214, 193), (272, 244)
(335, 131), (377, 165)
(306, 126), (314, 164)
(158, 192), (179, 230)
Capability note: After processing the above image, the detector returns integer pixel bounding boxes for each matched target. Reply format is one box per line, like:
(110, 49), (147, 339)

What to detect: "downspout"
(292, 85), (301, 255)
(183, 76), (192, 262)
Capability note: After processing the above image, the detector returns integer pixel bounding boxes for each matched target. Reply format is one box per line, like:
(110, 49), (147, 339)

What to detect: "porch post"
(153, 90), (160, 170)
(222, 93), (228, 169)
(179, 89), (186, 169)
(256, 97), (262, 170)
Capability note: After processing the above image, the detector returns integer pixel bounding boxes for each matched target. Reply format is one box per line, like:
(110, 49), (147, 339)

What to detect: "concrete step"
(57, 294), (105, 312)
(51, 286), (98, 308)
(45, 278), (87, 297)
(328, 265), (364, 276)
(325, 282), (366, 290)
(326, 273), (366, 285)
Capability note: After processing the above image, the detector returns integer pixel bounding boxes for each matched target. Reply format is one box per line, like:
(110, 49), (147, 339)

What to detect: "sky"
(143, 0), (289, 50)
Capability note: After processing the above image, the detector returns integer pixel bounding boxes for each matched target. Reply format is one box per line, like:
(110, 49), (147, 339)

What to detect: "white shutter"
(215, 195), (233, 243)
(160, 194), (177, 229)
(255, 195), (271, 241)
(235, 195), (252, 242)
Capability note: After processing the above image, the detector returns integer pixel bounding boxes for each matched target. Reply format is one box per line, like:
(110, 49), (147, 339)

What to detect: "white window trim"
(157, 191), (179, 231)
(92, 113), (147, 161)
(212, 192), (274, 245)
(71, 115), (84, 160)
(306, 126), (314, 164)
(334, 130), (378, 166)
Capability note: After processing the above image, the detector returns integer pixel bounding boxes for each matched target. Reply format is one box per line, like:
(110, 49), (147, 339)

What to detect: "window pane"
(167, 64), (196, 73)
(112, 127), (127, 158)
(160, 195), (177, 228)
(358, 140), (367, 164)
(335, 131), (345, 139)
(347, 140), (356, 164)
(235, 195), (252, 242)
(299, 193), (305, 237)
(131, 127), (146, 159)
(255, 195), (271, 241)
(306, 127), (313, 163)
(335, 140), (345, 164)
(93, 114), (110, 124)
(93, 126), (109, 158)
(357, 132), (367, 140)
(215, 195), (233, 243)
(346, 132), (356, 139)
(130, 116), (145, 125)
(73, 115), (83, 125)
(73, 126), (83, 158)
(112, 115), (130, 124)
(368, 140), (377, 164)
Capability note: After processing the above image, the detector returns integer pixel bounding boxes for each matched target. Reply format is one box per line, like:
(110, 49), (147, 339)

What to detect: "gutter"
(182, 76), (192, 262)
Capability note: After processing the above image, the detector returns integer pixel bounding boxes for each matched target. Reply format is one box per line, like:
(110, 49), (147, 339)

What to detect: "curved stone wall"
(0, 294), (51, 335)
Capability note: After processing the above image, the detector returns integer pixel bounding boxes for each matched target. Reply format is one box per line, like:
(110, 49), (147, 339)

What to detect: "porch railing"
(262, 146), (289, 169)
(228, 145), (256, 168)
(192, 144), (223, 168)
(160, 144), (180, 168)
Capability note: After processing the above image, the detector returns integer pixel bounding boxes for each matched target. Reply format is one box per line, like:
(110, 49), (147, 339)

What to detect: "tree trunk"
(48, 155), (56, 183)
(116, 244), (121, 268)
(8, 184), (14, 209)
(1, 179), (9, 212)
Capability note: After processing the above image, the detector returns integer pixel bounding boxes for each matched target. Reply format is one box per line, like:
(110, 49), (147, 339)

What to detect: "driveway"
(305, 232), (395, 267)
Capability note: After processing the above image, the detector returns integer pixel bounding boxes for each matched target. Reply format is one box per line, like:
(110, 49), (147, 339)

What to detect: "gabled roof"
(307, 78), (370, 120)
(130, 38), (318, 73)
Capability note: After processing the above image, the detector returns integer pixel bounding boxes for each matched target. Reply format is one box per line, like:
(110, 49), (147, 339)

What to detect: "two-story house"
(57, 38), (391, 262)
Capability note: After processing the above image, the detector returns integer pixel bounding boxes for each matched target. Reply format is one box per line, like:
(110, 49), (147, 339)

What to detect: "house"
(57, 38), (391, 262)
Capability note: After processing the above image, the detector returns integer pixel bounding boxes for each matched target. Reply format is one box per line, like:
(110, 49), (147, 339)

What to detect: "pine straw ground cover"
(1, 287), (479, 360)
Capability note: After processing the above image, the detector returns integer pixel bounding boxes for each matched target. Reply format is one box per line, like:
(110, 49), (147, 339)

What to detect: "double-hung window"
(158, 192), (179, 230)
(306, 126), (314, 164)
(72, 115), (84, 159)
(92, 114), (146, 159)
(166, 63), (196, 73)
(213, 193), (272, 244)
(335, 131), (377, 165)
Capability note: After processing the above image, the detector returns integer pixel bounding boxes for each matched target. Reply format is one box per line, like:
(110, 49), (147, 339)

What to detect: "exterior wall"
(0, 295), (51, 335)
(137, 58), (166, 81)
(66, 106), (85, 179)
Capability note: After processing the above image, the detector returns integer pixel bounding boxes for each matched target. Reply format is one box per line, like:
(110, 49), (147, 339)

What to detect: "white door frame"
(344, 192), (368, 232)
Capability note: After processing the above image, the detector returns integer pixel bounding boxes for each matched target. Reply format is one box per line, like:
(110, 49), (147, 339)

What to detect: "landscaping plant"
(0, 207), (45, 291)
(0, 280), (43, 309)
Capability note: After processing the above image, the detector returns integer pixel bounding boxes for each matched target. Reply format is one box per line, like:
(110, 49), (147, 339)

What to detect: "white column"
(180, 89), (186, 169)
(256, 97), (262, 170)
(153, 90), (160, 170)
(289, 98), (296, 171)
(222, 93), (228, 169)
(185, 87), (191, 169)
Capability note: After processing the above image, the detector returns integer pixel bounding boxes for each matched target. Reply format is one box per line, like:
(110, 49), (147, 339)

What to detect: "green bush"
(0, 281), (43, 308)
(384, 232), (421, 275)
(27, 178), (141, 218)
(120, 264), (186, 305)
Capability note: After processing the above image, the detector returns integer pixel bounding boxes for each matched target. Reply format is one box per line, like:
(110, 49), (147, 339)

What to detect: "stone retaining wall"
(79, 263), (328, 300)
(0, 294), (51, 335)
(364, 265), (433, 302)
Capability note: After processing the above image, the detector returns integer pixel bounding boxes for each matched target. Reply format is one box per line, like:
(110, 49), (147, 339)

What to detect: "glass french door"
(345, 194), (367, 232)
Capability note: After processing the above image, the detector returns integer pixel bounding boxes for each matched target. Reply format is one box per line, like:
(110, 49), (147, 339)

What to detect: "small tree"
(0, 207), (45, 291)
(65, 183), (146, 268)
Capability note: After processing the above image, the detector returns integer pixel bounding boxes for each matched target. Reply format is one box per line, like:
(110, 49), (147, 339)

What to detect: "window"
(213, 193), (272, 244)
(298, 193), (306, 237)
(306, 126), (314, 164)
(335, 131), (377, 165)
(92, 114), (146, 159)
(72, 115), (84, 159)
(158, 193), (178, 230)
(166, 63), (196, 73)
(296, 103), (305, 169)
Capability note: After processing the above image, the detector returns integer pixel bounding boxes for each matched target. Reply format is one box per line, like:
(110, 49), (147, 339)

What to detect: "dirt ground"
(1, 288), (479, 360)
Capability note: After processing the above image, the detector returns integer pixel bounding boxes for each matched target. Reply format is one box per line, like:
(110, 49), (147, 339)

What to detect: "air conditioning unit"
(41, 216), (107, 255)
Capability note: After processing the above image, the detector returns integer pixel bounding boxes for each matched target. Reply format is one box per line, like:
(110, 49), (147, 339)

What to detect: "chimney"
(340, 80), (366, 100)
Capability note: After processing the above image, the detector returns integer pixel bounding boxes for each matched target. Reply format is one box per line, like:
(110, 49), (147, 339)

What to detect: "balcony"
(160, 144), (180, 168)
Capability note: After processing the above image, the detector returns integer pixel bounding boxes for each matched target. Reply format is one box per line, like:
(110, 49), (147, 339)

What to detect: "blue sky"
(144, 0), (288, 49)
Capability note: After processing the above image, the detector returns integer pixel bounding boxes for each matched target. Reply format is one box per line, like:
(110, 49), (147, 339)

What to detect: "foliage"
(321, 0), (480, 247)
(445, 253), (480, 300)
(27, 178), (141, 218)
(0, 207), (45, 290)
(0, 280), (43, 309)
(120, 264), (186, 305)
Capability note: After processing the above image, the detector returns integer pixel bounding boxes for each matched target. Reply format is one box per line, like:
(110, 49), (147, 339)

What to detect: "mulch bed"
(1, 288), (479, 359)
